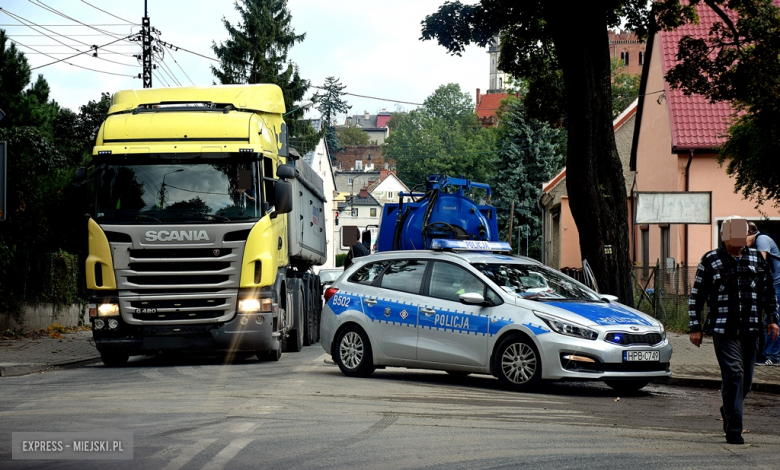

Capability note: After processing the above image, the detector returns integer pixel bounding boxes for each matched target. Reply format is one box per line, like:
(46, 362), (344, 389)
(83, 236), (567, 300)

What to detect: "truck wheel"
(100, 352), (129, 367)
(285, 285), (304, 352)
(302, 276), (314, 346)
(493, 334), (542, 392)
(334, 325), (375, 378)
(313, 274), (322, 343)
(257, 339), (282, 362)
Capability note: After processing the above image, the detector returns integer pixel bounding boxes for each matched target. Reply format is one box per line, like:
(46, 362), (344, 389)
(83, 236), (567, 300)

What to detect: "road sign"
(0, 141), (5, 221)
(634, 191), (711, 224)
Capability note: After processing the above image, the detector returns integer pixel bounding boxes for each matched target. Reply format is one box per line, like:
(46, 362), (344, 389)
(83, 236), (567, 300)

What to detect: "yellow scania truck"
(79, 85), (326, 365)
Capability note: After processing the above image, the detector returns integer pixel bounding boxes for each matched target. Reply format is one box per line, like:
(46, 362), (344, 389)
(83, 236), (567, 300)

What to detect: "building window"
(370, 208), (377, 217)
(355, 160), (363, 171)
(660, 226), (670, 268)
(624, 51), (629, 66)
(351, 208), (358, 217)
(347, 178), (353, 185)
(499, 77), (503, 89)
(639, 51), (643, 65)
(387, 191), (394, 200)
(641, 228), (650, 278)
(620, 51), (624, 62)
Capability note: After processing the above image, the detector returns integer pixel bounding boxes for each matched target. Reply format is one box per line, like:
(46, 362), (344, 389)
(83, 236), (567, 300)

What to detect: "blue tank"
(376, 175), (499, 251)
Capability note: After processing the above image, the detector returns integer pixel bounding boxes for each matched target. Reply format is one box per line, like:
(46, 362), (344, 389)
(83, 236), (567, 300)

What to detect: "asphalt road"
(0, 343), (778, 470)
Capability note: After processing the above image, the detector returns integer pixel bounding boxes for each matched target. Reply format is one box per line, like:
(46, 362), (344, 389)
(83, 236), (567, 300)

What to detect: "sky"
(2, 0), (489, 122)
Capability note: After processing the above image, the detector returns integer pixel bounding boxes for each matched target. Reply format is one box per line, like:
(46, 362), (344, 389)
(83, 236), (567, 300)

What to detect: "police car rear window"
(348, 261), (387, 285)
(379, 260), (428, 295)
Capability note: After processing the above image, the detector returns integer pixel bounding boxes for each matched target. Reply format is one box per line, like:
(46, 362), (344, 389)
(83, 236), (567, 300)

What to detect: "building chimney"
(380, 168), (389, 179)
(364, 110), (369, 120)
(476, 88), (481, 105)
(359, 188), (368, 198)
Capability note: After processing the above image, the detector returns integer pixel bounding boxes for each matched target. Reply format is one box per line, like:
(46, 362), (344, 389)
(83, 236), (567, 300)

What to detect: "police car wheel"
(334, 325), (375, 378)
(100, 352), (129, 367)
(604, 379), (651, 393)
(494, 335), (542, 391)
(445, 371), (471, 377)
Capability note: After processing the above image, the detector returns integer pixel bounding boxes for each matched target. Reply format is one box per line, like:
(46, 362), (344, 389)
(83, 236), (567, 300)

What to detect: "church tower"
(487, 37), (509, 94)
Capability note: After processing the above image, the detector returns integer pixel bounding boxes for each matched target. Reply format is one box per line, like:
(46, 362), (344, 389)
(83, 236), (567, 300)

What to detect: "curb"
(0, 356), (102, 377)
(656, 376), (780, 394)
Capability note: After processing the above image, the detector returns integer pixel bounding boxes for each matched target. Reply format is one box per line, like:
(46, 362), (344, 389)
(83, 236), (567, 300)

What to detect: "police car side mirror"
(601, 294), (619, 303)
(459, 292), (485, 305)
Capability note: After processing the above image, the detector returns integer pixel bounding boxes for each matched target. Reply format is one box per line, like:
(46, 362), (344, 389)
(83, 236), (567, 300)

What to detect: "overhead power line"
(80, 0), (136, 24)
(169, 48), (195, 86)
(11, 37), (136, 77)
(0, 23), (130, 26)
(27, 33), (136, 70)
(27, 0), (135, 43)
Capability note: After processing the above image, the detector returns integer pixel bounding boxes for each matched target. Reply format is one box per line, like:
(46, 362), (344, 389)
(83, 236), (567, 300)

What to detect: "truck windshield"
(95, 161), (262, 223)
(472, 263), (601, 301)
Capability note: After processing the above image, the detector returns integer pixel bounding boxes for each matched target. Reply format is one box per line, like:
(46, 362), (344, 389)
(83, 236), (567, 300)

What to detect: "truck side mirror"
(74, 167), (87, 181)
(274, 180), (293, 214)
(276, 164), (296, 180)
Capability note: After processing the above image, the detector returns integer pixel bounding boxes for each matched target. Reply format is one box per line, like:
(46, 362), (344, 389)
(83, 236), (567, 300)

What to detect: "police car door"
(416, 261), (491, 367)
(363, 259), (428, 360)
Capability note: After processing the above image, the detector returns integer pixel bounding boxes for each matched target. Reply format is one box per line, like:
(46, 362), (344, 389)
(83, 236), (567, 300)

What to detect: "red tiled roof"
(657, 3), (738, 150)
(475, 93), (509, 119)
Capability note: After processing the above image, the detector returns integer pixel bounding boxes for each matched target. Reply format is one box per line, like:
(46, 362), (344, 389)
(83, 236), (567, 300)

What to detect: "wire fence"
(631, 263), (700, 332)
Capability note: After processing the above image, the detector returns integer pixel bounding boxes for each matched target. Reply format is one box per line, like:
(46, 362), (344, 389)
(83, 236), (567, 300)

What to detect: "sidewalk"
(0, 330), (100, 377)
(1, 329), (779, 392)
(660, 332), (780, 393)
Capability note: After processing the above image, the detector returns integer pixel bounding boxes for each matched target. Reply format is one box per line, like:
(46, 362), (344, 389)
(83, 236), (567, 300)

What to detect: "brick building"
(608, 29), (645, 75)
(330, 145), (394, 172)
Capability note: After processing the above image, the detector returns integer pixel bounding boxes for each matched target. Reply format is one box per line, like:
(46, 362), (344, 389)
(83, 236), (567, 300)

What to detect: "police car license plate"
(624, 350), (660, 362)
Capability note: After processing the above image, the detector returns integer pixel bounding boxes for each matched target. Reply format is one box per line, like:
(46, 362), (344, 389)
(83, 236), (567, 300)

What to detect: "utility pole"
(507, 200), (515, 246)
(141, 0), (152, 88)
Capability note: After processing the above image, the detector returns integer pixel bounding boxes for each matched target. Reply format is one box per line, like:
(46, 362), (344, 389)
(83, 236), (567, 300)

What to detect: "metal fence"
(631, 262), (699, 331)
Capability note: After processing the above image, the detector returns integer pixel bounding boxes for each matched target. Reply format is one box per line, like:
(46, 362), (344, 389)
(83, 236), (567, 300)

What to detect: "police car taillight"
(324, 287), (338, 302)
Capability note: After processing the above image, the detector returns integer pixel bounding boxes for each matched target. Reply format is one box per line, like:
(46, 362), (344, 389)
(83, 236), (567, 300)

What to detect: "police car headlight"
(534, 312), (598, 340)
(660, 324), (666, 341)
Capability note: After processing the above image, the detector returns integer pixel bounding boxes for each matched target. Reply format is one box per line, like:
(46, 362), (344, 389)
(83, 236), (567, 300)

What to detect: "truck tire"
(257, 338), (282, 362)
(285, 281), (304, 352)
(302, 275), (314, 346)
(100, 352), (129, 367)
(311, 274), (321, 343)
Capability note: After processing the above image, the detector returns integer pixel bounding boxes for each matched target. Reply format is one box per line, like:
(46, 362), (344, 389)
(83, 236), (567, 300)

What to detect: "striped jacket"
(689, 246), (778, 335)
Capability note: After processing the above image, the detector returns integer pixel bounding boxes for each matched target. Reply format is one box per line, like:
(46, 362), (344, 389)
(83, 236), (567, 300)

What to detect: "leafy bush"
(336, 253), (347, 267)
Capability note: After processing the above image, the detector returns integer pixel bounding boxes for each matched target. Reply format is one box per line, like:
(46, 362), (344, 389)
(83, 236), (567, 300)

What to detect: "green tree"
(0, 30), (59, 132)
(611, 57), (641, 119)
(313, 76), (351, 153)
(336, 125), (370, 147)
(383, 84), (495, 187)
(657, 0), (780, 207)
(420, 1), (656, 302)
(492, 97), (563, 258)
(211, 0), (315, 142)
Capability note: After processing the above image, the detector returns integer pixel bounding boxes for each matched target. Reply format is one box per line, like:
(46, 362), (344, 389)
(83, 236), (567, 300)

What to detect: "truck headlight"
(238, 299), (261, 313)
(98, 303), (119, 317)
(534, 311), (598, 340)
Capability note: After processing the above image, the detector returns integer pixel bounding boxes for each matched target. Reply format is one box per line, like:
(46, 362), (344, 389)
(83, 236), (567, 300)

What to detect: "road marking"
(314, 353), (330, 362)
(230, 422), (258, 433)
(200, 438), (253, 470)
(159, 438), (217, 470)
(139, 368), (164, 380)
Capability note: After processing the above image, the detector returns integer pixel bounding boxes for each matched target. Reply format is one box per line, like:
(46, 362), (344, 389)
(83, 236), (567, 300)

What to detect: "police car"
(320, 240), (672, 393)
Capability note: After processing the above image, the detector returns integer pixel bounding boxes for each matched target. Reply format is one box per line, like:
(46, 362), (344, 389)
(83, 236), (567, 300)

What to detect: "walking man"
(748, 222), (780, 365)
(689, 216), (779, 444)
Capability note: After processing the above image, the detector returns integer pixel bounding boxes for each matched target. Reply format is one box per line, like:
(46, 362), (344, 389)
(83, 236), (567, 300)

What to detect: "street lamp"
(159, 169), (183, 208)
(283, 100), (314, 117)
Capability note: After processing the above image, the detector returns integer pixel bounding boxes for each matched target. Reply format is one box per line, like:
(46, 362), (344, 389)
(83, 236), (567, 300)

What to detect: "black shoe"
(726, 432), (744, 445)
(720, 406), (727, 433)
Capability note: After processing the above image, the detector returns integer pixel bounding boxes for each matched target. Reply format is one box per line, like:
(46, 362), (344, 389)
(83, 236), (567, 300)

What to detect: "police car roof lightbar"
(430, 239), (512, 253)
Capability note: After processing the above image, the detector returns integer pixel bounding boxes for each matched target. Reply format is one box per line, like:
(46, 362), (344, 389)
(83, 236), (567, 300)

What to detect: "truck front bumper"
(93, 312), (280, 355)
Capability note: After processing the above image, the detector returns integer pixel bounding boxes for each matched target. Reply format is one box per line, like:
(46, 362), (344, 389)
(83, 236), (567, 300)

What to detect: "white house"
(302, 139), (338, 269)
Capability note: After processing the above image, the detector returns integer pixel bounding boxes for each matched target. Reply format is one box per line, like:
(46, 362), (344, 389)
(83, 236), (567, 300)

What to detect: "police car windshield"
(472, 263), (601, 301)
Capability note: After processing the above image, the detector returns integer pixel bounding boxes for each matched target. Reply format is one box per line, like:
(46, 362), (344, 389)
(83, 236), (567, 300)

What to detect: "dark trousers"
(713, 333), (758, 434)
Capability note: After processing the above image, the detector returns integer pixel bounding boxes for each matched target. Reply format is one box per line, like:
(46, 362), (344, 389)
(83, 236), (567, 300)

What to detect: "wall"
(0, 303), (83, 331)
(559, 197), (582, 268)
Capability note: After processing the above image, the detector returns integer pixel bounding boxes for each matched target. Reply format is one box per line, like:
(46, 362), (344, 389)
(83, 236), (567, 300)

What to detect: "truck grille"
(129, 262), (231, 272)
(129, 298), (227, 309)
(127, 275), (230, 286)
(605, 332), (663, 346)
(129, 248), (233, 259)
(132, 311), (225, 321)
